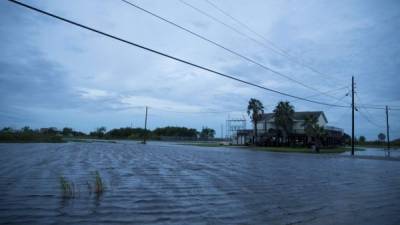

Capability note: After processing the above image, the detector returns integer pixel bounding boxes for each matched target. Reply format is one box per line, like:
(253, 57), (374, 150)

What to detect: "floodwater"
(0, 142), (399, 225)
(341, 147), (400, 158)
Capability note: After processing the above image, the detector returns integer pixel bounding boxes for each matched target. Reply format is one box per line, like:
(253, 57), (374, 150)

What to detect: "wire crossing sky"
(6, 0), (351, 107)
(1, 0), (399, 139)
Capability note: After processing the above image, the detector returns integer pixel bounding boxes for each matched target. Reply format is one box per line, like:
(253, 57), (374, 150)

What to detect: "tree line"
(0, 125), (216, 142)
(91, 126), (215, 140)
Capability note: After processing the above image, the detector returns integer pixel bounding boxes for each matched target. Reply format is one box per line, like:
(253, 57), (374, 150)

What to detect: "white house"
(255, 111), (329, 135)
(234, 111), (344, 145)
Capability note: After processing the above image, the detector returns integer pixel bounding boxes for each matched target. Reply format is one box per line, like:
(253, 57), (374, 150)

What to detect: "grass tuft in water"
(94, 171), (104, 195)
(59, 176), (75, 198)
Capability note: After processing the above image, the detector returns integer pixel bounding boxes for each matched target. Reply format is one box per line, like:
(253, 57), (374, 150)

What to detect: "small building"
(234, 129), (253, 145)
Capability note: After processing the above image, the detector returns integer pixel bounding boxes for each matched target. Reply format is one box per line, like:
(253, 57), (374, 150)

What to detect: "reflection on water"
(341, 147), (400, 158)
(0, 142), (399, 224)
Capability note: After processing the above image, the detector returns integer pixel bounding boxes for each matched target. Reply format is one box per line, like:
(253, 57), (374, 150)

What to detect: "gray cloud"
(0, 0), (399, 139)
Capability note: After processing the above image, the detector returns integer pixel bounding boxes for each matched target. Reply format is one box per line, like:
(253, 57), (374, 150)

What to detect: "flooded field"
(341, 147), (400, 158)
(0, 142), (399, 224)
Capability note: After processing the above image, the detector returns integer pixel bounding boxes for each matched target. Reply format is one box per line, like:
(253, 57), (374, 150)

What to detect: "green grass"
(0, 135), (65, 143)
(59, 176), (75, 198)
(181, 142), (224, 147)
(252, 146), (365, 154)
(59, 171), (105, 199)
(94, 171), (104, 195)
(356, 144), (399, 149)
(253, 147), (345, 153)
(181, 142), (362, 154)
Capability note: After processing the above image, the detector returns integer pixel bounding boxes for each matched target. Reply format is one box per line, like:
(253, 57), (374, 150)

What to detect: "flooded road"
(341, 147), (400, 158)
(0, 142), (399, 224)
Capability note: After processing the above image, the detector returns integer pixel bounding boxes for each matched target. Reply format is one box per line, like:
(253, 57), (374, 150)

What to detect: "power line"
(262, 85), (349, 109)
(119, 0), (344, 101)
(358, 106), (400, 111)
(292, 85), (350, 104)
(324, 93), (351, 113)
(358, 109), (384, 129)
(355, 93), (378, 118)
(112, 87), (348, 114)
(357, 104), (400, 110)
(353, 85), (400, 111)
(203, 0), (288, 55)
(355, 93), (385, 129)
(149, 106), (239, 114)
(8, 0), (350, 108)
(184, 0), (344, 84)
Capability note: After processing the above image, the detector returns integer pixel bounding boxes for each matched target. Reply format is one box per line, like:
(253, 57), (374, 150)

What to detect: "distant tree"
(97, 127), (106, 133)
(273, 101), (295, 144)
(342, 133), (351, 145)
(378, 133), (386, 142)
(41, 127), (58, 135)
(359, 136), (366, 144)
(107, 127), (148, 139)
(200, 127), (215, 139)
(72, 131), (87, 137)
(21, 126), (32, 133)
(152, 126), (198, 138)
(1, 127), (13, 132)
(91, 127), (106, 138)
(62, 127), (73, 136)
(247, 98), (264, 142)
(1, 126), (63, 143)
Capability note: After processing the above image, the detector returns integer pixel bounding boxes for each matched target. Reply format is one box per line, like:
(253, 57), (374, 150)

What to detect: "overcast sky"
(1, 0), (399, 140)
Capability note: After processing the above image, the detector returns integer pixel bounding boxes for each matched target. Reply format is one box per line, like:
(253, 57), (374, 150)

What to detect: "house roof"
(260, 111), (328, 123)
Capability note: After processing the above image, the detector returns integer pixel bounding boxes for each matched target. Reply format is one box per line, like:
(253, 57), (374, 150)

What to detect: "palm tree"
(302, 115), (318, 145)
(273, 101), (294, 144)
(247, 98), (264, 143)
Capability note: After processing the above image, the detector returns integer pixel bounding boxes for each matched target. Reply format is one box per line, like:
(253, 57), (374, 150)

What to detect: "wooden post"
(351, 76), (355, 156)
(143, 106), (148, 144)
(386, 106), (390, 150)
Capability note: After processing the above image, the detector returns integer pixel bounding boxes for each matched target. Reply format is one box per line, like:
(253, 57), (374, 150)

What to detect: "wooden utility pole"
(386, 106), (390, 150)
(351, 76), (355, 156)
(143, 106), (148, 144)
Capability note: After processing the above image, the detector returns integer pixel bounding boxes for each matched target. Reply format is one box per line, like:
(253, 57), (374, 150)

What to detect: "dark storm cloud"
(0, 0), (399, 138)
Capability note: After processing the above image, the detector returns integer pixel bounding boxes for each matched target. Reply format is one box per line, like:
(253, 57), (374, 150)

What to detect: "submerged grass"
(59, 176), (75, 198)
(59, 171), (105, 199)
(94, 171), (104, 195)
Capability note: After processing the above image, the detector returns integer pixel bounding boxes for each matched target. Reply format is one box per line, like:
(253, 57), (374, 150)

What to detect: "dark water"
(0, 142), (399, 224)
(341, 147), (400, 158)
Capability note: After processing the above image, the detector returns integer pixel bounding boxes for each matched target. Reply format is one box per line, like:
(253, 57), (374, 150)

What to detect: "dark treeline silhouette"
(199, 127), (216, 139)
(0, 126), (65, 143)
(106, 127), (147, 139)
(0, 126), (216, 142)
(152, 126), (197, 138)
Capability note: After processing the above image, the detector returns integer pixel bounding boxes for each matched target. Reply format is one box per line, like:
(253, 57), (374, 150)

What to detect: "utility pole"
(221, 124), (223, 139)
(351, 76), (355, 156)
(386, 106), (390, 150)
(143, 106), (148, 144)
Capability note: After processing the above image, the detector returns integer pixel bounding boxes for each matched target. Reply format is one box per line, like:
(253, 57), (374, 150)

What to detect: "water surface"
(0, 142), (399, 224)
